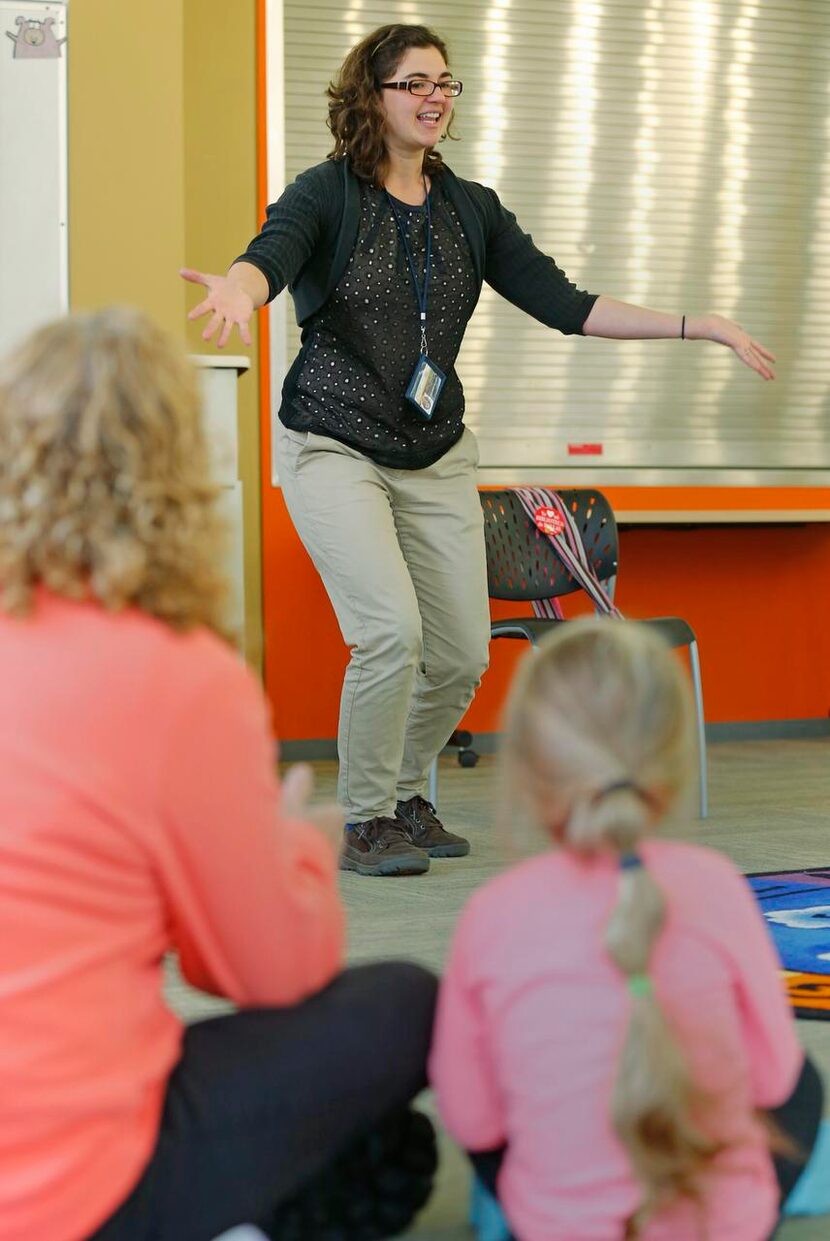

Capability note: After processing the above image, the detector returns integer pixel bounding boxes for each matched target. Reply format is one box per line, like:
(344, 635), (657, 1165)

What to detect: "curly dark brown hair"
(326, 24), (458, 185)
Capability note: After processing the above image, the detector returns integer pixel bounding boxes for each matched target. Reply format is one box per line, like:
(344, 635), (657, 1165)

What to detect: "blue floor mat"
(747, 868), (830, 976)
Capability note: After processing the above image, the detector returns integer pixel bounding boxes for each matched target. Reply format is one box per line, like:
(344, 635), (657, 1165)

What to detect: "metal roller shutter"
(280, 0), (830, 480)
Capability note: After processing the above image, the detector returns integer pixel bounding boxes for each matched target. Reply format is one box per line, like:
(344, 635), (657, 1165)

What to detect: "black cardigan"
(235, 158), (598, 337)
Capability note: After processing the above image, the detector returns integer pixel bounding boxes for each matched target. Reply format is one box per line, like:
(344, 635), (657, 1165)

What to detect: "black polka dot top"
(280, 178), (479, 470)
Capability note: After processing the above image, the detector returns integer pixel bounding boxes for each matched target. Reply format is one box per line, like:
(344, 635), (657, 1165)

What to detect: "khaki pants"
(277, 424), (490, 821)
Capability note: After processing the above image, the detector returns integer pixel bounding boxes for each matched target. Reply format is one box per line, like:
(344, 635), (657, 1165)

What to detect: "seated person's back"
(0, 587), (344, 1237)
(0, 309), (437, 1241)
(431, 620), (818, 1241)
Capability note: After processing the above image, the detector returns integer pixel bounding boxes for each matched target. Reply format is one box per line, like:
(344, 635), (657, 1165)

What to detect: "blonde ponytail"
(606, 856), (721, 1235)
(501, 620), (723, 1231)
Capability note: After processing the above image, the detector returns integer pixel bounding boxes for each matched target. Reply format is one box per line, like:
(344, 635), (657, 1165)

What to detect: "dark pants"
(89, 962), (438, 1241)
(470, 1055), (824, 1241)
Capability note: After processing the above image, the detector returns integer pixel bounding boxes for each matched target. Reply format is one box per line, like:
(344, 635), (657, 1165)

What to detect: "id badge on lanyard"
(405, 353), (446, 418)
(386, 182), (446, 420)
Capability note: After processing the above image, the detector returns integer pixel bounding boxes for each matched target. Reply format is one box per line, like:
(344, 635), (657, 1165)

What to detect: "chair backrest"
(480, 488), (619, 602)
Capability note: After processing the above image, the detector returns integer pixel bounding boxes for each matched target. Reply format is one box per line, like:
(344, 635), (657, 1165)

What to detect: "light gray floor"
(167, 738), (830, 1239)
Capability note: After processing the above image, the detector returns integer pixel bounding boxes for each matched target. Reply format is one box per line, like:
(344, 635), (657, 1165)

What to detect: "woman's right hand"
(180, 267), (255, 349)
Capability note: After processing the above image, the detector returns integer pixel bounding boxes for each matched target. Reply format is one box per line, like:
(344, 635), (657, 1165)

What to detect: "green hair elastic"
(627, 973), (653, 998)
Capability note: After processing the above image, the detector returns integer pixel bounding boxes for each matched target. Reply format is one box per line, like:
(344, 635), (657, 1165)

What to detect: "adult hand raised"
(180, 267), (255, 349)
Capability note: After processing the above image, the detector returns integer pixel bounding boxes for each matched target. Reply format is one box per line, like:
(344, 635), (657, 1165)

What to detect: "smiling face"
(380, 45), (455, 158)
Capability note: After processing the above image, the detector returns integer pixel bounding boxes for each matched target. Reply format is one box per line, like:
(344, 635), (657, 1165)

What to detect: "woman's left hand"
(689, 313), (776, 380)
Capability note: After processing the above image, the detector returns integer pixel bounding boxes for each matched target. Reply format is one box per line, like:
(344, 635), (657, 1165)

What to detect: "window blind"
(281, 0), (830, 479)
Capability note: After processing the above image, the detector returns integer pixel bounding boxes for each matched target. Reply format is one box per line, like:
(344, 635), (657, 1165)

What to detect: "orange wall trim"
(601, 486), (830, 514)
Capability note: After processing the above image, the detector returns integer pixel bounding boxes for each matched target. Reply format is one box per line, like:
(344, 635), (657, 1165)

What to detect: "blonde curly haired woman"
(0, 308), (436, 1241)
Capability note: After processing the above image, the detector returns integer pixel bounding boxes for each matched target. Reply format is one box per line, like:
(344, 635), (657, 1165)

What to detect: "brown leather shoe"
(395, 796), (471, 858)
(340, 816), (430, 877)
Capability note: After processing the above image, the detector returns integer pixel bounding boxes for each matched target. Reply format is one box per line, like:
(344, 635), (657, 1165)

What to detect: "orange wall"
(260, 487), (830, 740)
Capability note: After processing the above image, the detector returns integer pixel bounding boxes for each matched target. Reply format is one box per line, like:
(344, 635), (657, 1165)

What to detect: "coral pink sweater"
(0, 592), (344, 1241)
(431, 842), (802, 1241)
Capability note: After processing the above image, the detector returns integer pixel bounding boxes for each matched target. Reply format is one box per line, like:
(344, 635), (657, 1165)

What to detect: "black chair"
(481, 488), (708, 818)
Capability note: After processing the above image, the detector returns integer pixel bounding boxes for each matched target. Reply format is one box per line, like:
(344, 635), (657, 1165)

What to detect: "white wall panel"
(0, 0), (67, 359)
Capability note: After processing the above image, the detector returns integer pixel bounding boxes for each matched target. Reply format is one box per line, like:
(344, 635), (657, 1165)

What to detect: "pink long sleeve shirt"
(0, 591), (345, 1241)
(430, 841), (802, 1241)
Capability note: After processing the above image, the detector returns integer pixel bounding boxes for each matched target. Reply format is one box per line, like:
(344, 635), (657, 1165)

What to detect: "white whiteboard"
(0, 0), (67, 359)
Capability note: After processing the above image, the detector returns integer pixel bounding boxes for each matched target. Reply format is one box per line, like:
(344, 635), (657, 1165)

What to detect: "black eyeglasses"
(381, 80), (463, 98)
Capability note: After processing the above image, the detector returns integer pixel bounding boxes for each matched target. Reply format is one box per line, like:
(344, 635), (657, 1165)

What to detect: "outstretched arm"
(583, 296), (776, 380)
(180, 165), (331, 348)
(180, 262), (270, 350)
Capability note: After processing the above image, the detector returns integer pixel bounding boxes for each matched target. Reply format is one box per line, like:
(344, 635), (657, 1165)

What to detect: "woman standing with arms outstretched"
(183, 23), (775, 878)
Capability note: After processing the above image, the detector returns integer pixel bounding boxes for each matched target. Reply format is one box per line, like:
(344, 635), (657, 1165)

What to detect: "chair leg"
(427, 755), (439, 809)
(688, 639), (708, 820)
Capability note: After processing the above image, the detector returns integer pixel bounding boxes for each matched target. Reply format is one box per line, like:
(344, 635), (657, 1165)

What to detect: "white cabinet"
(190, 355), (251, 650)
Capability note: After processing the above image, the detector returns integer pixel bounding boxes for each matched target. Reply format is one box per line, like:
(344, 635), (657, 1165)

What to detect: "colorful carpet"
(748, 867), (830, 1021)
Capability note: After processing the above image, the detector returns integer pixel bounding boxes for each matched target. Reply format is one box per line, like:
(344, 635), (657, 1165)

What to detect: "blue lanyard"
(385, 178), (432, 355)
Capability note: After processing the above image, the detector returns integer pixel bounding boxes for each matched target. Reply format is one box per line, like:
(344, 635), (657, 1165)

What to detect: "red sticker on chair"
(533, 507), (566, 537)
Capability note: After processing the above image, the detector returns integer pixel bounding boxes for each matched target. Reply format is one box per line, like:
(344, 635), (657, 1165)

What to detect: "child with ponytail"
(430, 620), (822, 1240)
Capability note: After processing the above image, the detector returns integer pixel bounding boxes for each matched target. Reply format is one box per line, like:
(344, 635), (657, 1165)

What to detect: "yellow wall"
(67, 0), (263, 667)
(68, 1), (186, 338)
(182, 0), (263, 669)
